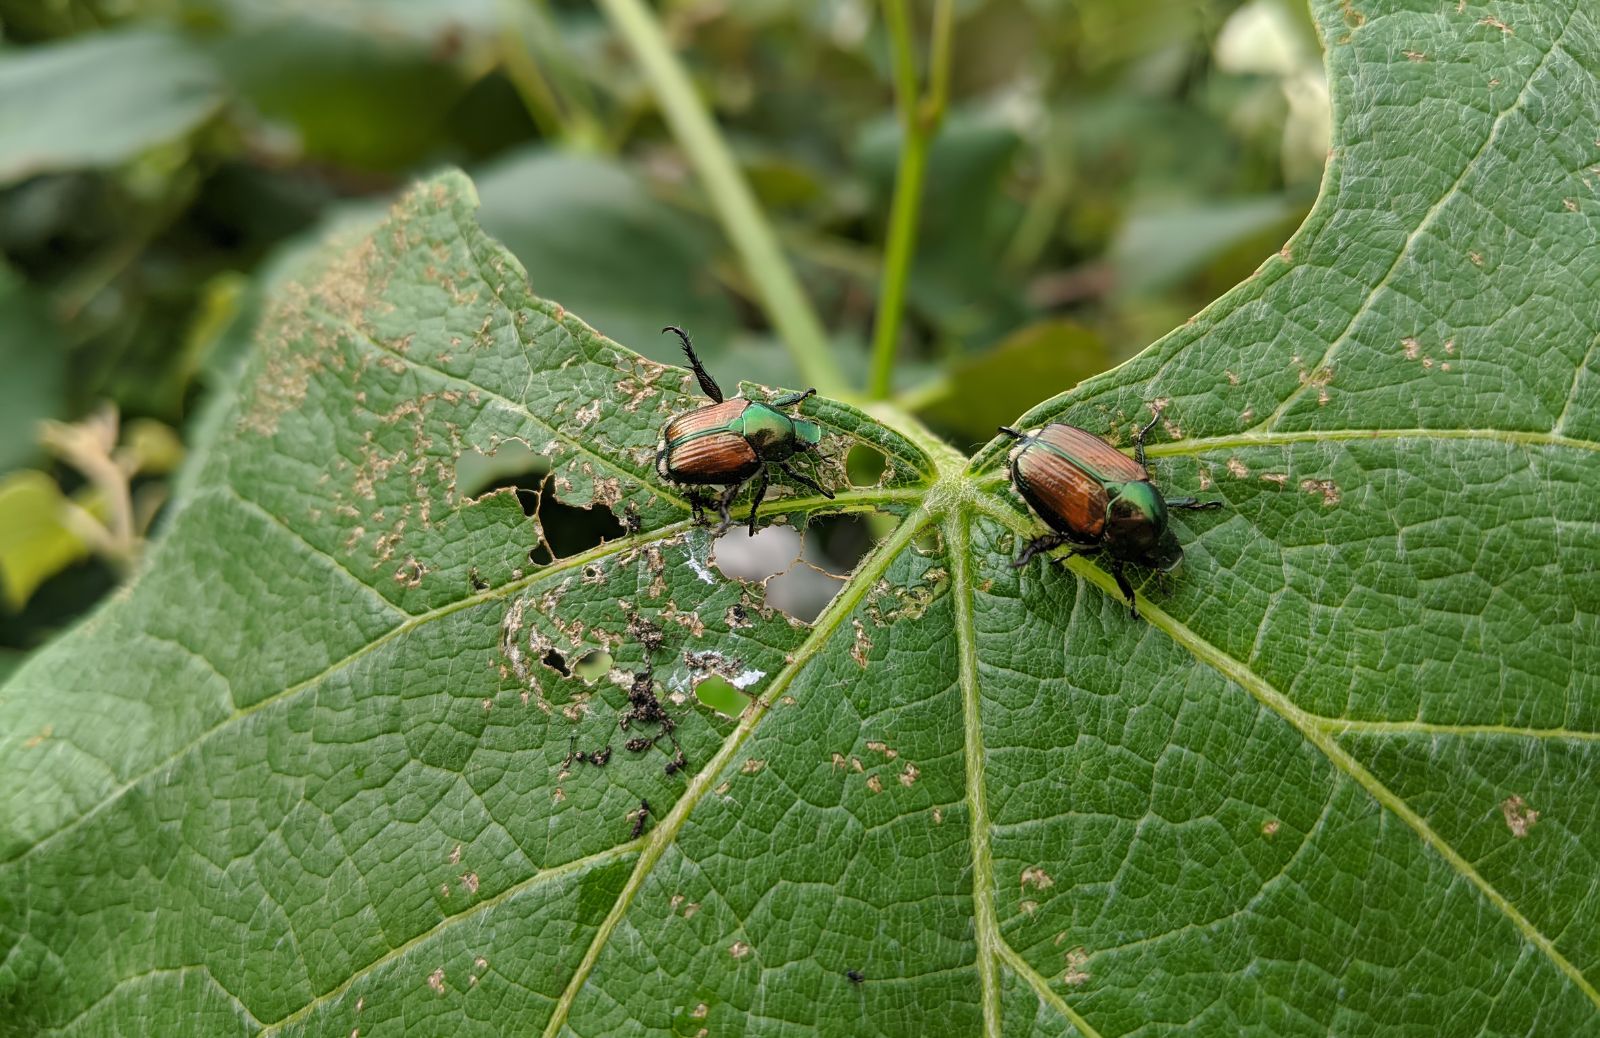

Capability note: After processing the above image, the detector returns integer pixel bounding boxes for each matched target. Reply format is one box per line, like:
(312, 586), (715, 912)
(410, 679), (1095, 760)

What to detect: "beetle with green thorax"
(999, 408), (1221, 618)
(655, 326), (834, 534)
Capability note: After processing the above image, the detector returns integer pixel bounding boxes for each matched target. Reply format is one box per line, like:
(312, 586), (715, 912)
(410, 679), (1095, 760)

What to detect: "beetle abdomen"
(1034, 424), (1147, 483)
(1012, 445), (1109, 539)
(1009, 423), (1149, 541)
(664, 432), (761, 483)
(664, 399), (749, 441)
(659, 400), (761, 484)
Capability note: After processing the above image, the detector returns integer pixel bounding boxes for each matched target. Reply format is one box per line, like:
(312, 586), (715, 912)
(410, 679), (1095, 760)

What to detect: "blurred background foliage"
(0, 0), (1326, 666)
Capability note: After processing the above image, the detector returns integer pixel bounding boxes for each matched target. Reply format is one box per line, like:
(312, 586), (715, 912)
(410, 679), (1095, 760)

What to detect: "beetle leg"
(746, 469), (770, 536)
(1110, 560), (1139, 619)
(777, 461), (834, 500)
(1133, 407), (1164, 469)
(714, 482), (742, 534)
(1013, 533), (1070, 568)
(1016, 532), (1100, 568)
(686, 489), (710, 526)
(662, 325), (724, 404)
(1165, 497), (1223, 511)
(771, 387), (817, 408)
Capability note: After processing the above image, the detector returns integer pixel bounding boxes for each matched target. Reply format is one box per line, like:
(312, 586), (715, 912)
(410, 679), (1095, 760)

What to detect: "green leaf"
(0, 30), (224, 184)
(192, 0), (502, 42)
(0, 262), (68, 472)
(858, 109), (1029, 344)
(210, 24), (473, 171)
(1109, 193), (1304, 295)
(909, 320), (1110, 443)
(3, 2), (1598, 1035)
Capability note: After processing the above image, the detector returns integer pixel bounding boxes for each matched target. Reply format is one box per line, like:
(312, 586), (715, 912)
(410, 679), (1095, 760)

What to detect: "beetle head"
(1104, 481), (1167, 558)
(794, 418), (823, 450)
(1149, 527), (1185, 572)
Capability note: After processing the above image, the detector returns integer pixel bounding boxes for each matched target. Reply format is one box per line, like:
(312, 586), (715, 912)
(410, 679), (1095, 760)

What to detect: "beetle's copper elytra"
(655, 326), (833, 535)
(999, 410), (1221, 617)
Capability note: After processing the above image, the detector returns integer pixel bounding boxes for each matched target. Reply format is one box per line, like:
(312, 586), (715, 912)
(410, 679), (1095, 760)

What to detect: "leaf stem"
(867, 0), (955, 400)
(497, 28), (572, 143)
(526, 0), (606, 137)
(497, 0), (610, 149)
(595, 0), (847, 397)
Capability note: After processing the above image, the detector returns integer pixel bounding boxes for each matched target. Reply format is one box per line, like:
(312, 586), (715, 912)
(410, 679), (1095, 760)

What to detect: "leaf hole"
(456, 441), (548, 506)
(714, 524), (800, 582)
(845, 444), (887, 487)
(572, 649), (612, 683)
(712, 512), (888, 623)
(800, 512), (877, 576)
(766, 566), (846, 624)
(538, 476), (625, 557)
(693, 675), (745, 718)
(540, 648), (570, 678)
(770, 511), (892, 622)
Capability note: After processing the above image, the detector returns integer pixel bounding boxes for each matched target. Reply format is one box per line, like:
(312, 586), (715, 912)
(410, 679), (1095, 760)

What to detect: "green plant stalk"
(867, 0), (954, 400)
(594, 0), (846, 397)
(497, 29), (573, 143)
(511, 0), (607, 150)
(867, 140), (929, 399)
(1003, 145), (1070, 271)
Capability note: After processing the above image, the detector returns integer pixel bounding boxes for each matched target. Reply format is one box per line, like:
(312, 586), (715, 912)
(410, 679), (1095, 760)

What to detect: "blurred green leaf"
(186, 0), (501, 41)
(859, 109), (1027, 344)
(212, 24), (476, 170)
(0, 30), (224, 184)
(0, 262), (67, 471)
(1111, 192), (1302, 295)
(910, 319), (1108, 442)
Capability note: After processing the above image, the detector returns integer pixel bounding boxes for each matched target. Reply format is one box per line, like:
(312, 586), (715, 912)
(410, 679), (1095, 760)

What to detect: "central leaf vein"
(539, 507), (933, 1036)
(949, 506), (1002, 1038)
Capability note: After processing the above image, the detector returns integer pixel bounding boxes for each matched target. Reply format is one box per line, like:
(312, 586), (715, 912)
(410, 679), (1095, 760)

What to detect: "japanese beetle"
(998, 409), (1221, 617)
(656, 326), (834, 534)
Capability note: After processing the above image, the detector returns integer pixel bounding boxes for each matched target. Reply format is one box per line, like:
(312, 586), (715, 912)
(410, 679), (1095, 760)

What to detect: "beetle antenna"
(1136, 406), (1164, 444)
(997, 426), (1024, 440)
(662, 325), (723, 403)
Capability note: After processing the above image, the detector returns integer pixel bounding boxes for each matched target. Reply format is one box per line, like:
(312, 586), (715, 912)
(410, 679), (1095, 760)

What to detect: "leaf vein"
(305, 302), (691, 512)
(1255, 4), (1578, 429)
(950, 507), (1003, 1038)
(1555, 330), (1600, 434)
(969, 494), (1600, 1009)
(0, 504), (696, 868)
(223, 481), (414, 619)
(1322, 718), (1600, 741)
(995, 943), (1105, 1038)
(1142, 426), (1600, 457)
(43, 965), (266, 1036)
(260, 843), (641, 1033)
(538, 508), (932, 1037)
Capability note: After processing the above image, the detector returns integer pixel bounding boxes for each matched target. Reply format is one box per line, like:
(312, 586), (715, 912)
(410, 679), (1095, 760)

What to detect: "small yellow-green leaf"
(0, 471), (90, 612)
